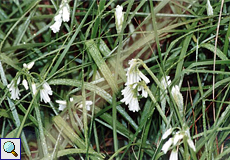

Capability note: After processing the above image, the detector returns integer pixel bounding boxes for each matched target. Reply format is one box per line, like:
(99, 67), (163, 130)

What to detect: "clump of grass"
(1, 0), (230, 160)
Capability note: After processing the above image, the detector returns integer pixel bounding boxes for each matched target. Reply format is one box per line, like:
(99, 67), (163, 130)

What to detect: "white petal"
(187, 139), (196, 152)
(115, 5), (124, 33)
(50, 20), (62, 33)
(162, 128), (173, 140)
(27, 61), (34, 70)
(16, 76), (21, 85)
(162, 138), (173, 154)
(173, 132), (184, 145)
(62, 5), (70, 22)
(22, 79), (29, 90)
(23, 63), (28, 69)
(54, 14), (62, 22)
(139, 71), (150, 84)
(206, 0), (213, 16)
(31, 83), (37, 95)
(169, 149), (178, 160)
(70, 97), (74, 102)
(56, 100), (67, 105)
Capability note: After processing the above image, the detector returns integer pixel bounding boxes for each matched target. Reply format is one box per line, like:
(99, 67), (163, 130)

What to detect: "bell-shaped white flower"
(115, 5), (124, 33)
(162, 138), (173, 154)
(187, 138), (196, 152)
(161, 76), (171, 90)
(169, 149), (178, 160)
(50, 15), (62, 33)
(121, 84), (140, 112)
(40, 82), (53, 103)
(62, 4), (70, 22)
(22, 79), (29, 90)
(126, 59), (150, 85)
(56, 100), (67, 111)
(206, 0), (213, 16)
(50, 0), (70, 33)
(31, 83), (37, 95)
(162, 128), (173, 140)
(7, 77), (21, 100)
(173, 132), (184, 146)
(171, 85), (184, 115)
(184, 127), (196, 152)
(23, 61), (34, 70)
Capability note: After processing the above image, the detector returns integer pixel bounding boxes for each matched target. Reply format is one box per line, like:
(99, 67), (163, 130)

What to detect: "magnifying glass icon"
(3, 141), (18, 157)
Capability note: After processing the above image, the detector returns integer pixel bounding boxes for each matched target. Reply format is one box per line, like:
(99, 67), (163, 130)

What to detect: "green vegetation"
(1, 0), (230, 159)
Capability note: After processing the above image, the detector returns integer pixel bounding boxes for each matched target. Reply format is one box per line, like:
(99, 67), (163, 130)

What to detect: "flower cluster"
(161, 127), (196, 160)
(115, 5), (124, 34)
(7, 62), (35, 100)
(7, 62), (53, 103)
(50, 0), (70, 33)
(121, 59), (149, 112)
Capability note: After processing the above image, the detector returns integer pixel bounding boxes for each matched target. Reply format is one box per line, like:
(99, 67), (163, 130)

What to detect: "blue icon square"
(0, 138), (21, 160)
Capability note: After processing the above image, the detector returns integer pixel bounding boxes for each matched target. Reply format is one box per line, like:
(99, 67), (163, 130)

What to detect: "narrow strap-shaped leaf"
(85, 39), (118, 93)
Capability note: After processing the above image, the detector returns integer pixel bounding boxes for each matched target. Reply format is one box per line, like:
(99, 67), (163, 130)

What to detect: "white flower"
(40, 82), (53, 103)
(23, 61), (34, 70)
(187, 138), (196, 152)
(22, 79), (28, 90)
(50, 1), (70, 33)
(62, 4), (70, 22)
(171, 85), (183, 115)
(169, 149), (178, 160)
(161, 76), (171, 90)
(115, 5), (124, 33)
(7, 77), (21, 100)
(137, 85), (148, 98)
(162, 138), (173, 154)
(121, 84), (140, 112)
(70, 97), (74, 102)
(78, 101), (93, 111)
(126, 59), (150, 85)
(173, 132), (184, 146)
(206, 0), (213, 16)
(50, 19), (62, 33)
(162, 128), (173, 140)
(31, 83), (37, 95)
(56, 100), (67, 111)
(184, 127), (196, 152)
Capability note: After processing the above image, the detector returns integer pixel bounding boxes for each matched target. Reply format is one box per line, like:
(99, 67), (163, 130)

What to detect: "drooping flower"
(56, 100), (67, 111)
(23, 61), (35, 70)
(121, 84), (140, 112)
(62, 4), (70, 22)
(40, 82), (53, 103)
(126, 59), (150, 85)
(206, 0), (213, 16)
(162, 128), (173, 140)
(50, 0), (70, 33)
(31, 83), (37, 95)
(7, 77), (21, 100)
(171, 85), (183, 115)
(22, 79), (29, 90)
(173, 132), (184, 146)
(115, 5), (124, 33)
(161, 76), (171, 90)
(162, 138), (173, 154)
(169, 149), (178, 160)
(50, 14), (62, 33)
(185, 127), (196, 152)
